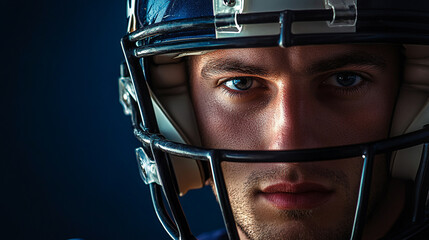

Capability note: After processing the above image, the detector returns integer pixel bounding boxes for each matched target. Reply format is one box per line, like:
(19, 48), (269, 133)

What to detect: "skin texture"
(188, 45), (403, 240)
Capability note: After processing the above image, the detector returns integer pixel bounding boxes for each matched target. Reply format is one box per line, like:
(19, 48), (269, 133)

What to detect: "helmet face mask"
(119, 0), (429, 239)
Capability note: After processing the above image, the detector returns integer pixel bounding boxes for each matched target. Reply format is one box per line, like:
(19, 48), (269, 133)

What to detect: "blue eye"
(223, 77), (254, 91)
(325, 72), (363, 87)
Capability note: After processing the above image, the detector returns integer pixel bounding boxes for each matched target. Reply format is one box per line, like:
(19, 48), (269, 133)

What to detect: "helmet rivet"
(223, 0), (236, 7)
(135, 147), (161, 185)
(122, 93), (129, 103)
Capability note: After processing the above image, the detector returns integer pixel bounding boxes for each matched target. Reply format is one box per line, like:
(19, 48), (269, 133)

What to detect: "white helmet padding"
(390, 45), (429, 180)
(214, 0), (356, 39)
(149, 55), (205, 195)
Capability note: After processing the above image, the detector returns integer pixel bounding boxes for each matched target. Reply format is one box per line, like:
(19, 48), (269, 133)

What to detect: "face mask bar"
(120, 7), (429, 240)
(125, 9), (429, 58)
(133, 127), (429, 240)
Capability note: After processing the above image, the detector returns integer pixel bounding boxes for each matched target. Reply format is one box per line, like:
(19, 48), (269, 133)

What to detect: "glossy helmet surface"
(119, 0), (429, 239)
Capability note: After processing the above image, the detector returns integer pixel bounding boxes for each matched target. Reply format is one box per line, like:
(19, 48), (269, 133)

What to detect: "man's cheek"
(200, 108), (264, 149)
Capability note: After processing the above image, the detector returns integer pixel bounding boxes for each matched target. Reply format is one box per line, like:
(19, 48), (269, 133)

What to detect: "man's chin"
(236, 214), (353, 240)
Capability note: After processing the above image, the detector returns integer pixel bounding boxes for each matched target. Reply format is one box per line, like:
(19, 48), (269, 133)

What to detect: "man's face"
(188, 44), (400, 240)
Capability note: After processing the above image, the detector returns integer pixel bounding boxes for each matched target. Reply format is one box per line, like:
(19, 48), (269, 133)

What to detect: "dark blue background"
(2, 1), (223, 239)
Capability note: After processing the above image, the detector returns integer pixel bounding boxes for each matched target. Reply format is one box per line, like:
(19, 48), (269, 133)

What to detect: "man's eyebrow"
(199, 52), (387, 79)
(306, 52), (387, 74)
(200, 58), (270, 79)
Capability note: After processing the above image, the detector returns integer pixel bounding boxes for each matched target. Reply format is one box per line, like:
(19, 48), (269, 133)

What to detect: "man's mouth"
(259, 182), (334, 210)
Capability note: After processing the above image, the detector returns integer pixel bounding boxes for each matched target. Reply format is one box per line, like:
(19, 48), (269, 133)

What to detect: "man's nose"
(264, 81), (320, 150)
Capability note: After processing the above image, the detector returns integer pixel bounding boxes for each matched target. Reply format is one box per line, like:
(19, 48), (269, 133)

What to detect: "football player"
(119, 0), (429, 239)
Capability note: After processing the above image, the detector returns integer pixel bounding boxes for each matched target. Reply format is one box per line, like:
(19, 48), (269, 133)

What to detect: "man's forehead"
(196, 44), (397, 62)
(192, 44), (395, 76)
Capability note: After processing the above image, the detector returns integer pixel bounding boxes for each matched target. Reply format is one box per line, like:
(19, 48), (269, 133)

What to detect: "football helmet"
(119, 0), (429, 239)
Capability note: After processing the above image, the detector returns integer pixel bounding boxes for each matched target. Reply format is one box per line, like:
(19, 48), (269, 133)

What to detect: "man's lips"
(260, 182), (334, 210)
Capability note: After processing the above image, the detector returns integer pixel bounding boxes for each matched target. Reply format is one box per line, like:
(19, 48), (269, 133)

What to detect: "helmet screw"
(122, 92), (129, 103)
(223, 0), (236, 7)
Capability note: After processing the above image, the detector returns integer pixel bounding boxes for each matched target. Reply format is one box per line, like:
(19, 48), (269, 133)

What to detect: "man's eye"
(223, 77), (254, 91)
(324, 72), (363, 88)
